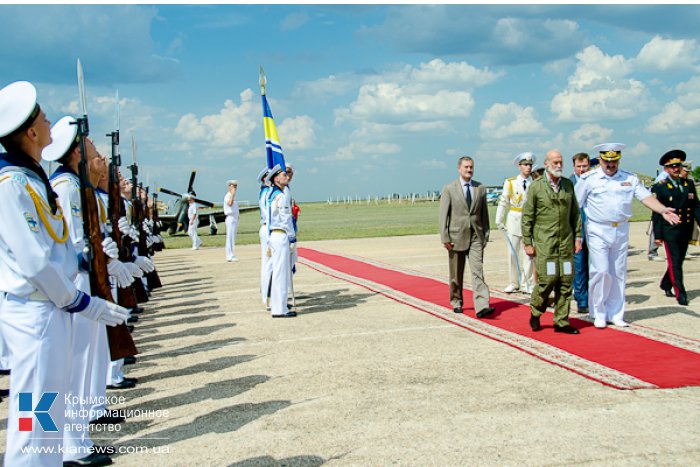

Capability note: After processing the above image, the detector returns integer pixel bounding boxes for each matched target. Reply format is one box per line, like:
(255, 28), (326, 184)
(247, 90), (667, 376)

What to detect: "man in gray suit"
(439, 156), (495, 318)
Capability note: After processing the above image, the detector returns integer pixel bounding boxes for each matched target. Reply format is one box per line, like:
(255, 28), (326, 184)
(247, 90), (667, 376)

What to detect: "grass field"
(162, 199), (653, 250)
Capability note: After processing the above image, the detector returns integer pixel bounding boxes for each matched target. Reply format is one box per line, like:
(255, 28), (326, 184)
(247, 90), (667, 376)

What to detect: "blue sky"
(2, 4), (700, 205)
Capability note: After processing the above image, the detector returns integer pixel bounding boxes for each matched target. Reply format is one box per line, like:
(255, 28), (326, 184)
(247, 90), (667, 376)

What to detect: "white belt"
(591, 219), (628, 227)
(5, 291), (50, 302)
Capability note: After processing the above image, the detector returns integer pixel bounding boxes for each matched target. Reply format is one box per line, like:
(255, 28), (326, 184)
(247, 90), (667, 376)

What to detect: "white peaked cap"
(42, 116), (78, 162)
(513, 152), (536, 166)
(0, 81), (38, 138)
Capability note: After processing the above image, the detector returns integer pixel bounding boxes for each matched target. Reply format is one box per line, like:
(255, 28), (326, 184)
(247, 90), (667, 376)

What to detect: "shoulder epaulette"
(507, 176), (517, 181)
(580, 170), (596, 179)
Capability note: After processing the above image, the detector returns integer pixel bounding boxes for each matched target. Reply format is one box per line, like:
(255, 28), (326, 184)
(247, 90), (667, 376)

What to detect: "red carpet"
(298, 247), (700, 390)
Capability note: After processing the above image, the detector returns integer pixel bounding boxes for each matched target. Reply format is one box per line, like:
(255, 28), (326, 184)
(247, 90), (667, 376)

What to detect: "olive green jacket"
(521, 175), (582, 279)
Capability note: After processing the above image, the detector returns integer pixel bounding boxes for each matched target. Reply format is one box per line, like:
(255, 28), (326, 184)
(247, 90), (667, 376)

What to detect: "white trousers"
(0, 325), (10, 369)
(587, 221), (629, 322)
(63, 272), (97, 461)
(505, 232), (535, 290)
(0, 294), (72, 467)
(188, 224), (201, 249)
(260, 225), (272, 306)
(269, 231), (291, 316)
(225, 216), (238, 260)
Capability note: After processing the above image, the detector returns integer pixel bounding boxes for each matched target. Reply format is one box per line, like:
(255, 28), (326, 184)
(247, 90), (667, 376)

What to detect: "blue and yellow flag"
(262, 94), (286, 171)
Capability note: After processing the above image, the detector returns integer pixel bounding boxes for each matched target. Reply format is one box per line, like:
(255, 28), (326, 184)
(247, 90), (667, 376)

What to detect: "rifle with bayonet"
(106, 91), (138, 311)
(129, 142), (162, 290)
(75, 60), (137, 360)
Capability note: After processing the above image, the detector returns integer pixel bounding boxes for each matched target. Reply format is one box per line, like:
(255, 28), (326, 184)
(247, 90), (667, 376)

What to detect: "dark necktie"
(465, 183), (472, 209)
(523, 180), (527, 191)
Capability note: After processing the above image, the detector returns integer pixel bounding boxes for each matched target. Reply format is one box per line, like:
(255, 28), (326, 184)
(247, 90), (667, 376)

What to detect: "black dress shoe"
(0, 369), (10, 375)
(127, 315), (139, 323)
(0, 388), (9, 397)
(529, 315), (541, 331)
(131, 306), (144, 314)
(107, 379), (136, 390)
(126, 325), (135, 333)
(577, 307), (588, 314)
(272, 311), (297, 318)
(123, 377), (138, 384)
(678, 296), (689, 306)
(452, 307), (463, 314)
(663, 288), (674, 298)
(476, 307), (495, 318)
(63, 451), (113, 467)
(554, 325), (580, 334)
(123, 356), (137, 365)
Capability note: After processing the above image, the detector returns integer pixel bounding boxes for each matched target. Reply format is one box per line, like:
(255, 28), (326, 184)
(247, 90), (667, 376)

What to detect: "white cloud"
(278, 115), (316, 150)
(174, 88), (257, 153)
(646, 76), (700, 134)
(570, 123), (613, 149)
(317, 141), (400, 162)
(280, 12), (310, 31)
(551, 45), (651, 122)
(480, 103), (548, 140)
(634, 36), (700, 72)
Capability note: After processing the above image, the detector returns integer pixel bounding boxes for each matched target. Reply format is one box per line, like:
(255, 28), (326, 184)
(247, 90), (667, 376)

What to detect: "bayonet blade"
(77, 59), (88, 117)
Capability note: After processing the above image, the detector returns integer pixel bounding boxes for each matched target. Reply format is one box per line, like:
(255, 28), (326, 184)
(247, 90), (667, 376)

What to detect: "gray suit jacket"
(439, 178), (490, 251)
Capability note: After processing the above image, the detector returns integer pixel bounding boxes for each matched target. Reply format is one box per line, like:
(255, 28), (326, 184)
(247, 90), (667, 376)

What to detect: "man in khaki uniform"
(522, 150), (582, 334)
(439, 156), (495, 318)
(496, 152), (536, 293)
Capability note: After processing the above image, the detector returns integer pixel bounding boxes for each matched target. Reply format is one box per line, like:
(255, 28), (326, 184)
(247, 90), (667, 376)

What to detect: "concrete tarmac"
(1, 222), (699, 465)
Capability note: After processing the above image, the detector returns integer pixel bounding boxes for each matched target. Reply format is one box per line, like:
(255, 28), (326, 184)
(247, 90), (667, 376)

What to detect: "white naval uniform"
(0, 165), (80, 467)
(224, 191), (239, 261)
(495, 174), (535, 291)
(51, 170), (102, 461)
(284, 185), (297, 292)
(267, 187), (295, 316)
(575, 167), (652, 323)
(259, 185), (272, 306)
(187, 202), (201, 250)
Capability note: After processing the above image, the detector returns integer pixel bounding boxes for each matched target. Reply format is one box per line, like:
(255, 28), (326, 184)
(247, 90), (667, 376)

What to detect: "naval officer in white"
(575, 143), (680, 328)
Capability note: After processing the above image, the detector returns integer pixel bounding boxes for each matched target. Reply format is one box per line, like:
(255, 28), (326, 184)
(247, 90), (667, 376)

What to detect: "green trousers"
(530, 276), (573, 327)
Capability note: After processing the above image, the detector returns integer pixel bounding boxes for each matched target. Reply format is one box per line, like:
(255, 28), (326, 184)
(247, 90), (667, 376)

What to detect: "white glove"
(104, 222), (113, 235)
(101, 237), (119, 259)
(134, 255), (155, 273)
(124, 260), (144, 278)
(146, 235), (154, 247)
(142, 220), (152, 235)
(107, 259), (134, 288)
(497, 222), (505, 230)
(129, 228), (139, 242)
(118, 217), (130, 236)
(156, 234), (163, 243)
(80, 296), (129, 327)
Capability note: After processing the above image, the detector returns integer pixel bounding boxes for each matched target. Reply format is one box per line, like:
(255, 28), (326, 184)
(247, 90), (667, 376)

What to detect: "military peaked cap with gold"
(593, 143), (625, 161)
(659, 149), (686, 167)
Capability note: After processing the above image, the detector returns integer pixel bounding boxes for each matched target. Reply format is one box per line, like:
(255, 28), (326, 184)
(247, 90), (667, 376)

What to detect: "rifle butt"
(106, 323), (138, 361)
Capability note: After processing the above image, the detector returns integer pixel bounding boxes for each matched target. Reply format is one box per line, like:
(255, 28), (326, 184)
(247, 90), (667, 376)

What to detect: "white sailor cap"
(42, 116), (79, 162)
(265, 164), (284, 184)
(593, 143), (625, 161)
(227, 179), (238, 186)
(513, 152), (536, 166)
(285, 163), (294, 172)
(256, 166), (269, 183)
(0, 81), (40, 139)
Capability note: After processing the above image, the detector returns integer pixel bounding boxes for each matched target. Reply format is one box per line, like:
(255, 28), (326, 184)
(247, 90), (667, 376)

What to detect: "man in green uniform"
(522, 150), (582, 334)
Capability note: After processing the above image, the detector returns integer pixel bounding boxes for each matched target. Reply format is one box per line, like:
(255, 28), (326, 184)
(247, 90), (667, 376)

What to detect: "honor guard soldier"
(575, 143), (680, 329)
(652, 150), (700, 306)
(224, 179), (239, 262)
(185, 193), (202, 250)
(257, 167), (273, 307)
(496, 152), (536, 293)
(266, 164), (296, 318)
(0, 81), (128, 467)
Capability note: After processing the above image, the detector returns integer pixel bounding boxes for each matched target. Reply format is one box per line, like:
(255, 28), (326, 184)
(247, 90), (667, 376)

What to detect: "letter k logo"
(18, 392), (58, 432)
